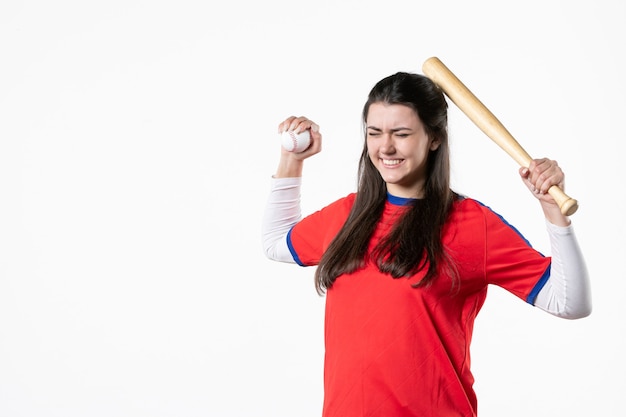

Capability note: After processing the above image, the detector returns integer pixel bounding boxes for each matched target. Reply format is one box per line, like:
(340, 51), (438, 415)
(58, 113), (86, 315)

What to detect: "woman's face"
(366, 102), (439, 198)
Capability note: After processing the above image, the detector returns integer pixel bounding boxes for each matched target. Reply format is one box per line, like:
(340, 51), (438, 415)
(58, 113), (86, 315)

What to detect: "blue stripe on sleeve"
(475, 200), (550, 304)
(475, 200), (541, 252)
(286, 227), (305, 266)
(527, 264), (551, 304)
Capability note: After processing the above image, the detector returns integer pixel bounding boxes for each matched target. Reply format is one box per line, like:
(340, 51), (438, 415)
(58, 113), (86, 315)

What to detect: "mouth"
(381, 158), (403, 167)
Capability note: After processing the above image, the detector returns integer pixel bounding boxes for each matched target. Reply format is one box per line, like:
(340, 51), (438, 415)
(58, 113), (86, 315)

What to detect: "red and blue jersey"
(287, 193), (551, 417)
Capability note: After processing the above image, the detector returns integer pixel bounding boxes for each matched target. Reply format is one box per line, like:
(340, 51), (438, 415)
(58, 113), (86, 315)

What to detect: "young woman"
(262, 72), (591, 417)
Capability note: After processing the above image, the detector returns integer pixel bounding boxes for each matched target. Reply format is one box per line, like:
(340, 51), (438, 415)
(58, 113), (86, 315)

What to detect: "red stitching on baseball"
(289, 131), (297, 151)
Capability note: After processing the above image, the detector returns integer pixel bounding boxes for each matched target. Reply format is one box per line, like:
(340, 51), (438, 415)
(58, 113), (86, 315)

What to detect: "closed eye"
(366, 128), (412, 138)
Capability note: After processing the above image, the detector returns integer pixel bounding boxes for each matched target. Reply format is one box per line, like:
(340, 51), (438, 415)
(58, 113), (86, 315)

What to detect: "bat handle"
(518, 154), (578, 216)
(517, 154), (579, 216)
(548, 185), (578, 216)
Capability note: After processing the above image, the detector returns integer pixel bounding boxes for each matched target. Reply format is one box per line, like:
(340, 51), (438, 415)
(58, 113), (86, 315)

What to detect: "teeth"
(382, 159), (402, 166)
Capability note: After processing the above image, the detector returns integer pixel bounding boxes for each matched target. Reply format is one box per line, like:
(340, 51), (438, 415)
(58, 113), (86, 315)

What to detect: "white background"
(1, 1), (624, 416)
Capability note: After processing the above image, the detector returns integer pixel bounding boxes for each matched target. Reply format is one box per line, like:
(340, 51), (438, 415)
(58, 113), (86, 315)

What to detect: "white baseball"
(280, 129), (311, 153)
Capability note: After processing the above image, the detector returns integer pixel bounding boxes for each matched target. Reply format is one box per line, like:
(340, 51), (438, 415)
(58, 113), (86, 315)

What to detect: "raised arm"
(520, 158), (592, 319)
(261, 117), (322, 262)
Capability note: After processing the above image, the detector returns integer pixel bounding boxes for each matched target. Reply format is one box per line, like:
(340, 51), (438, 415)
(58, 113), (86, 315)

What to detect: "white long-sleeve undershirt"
(262, 177), (592, 319)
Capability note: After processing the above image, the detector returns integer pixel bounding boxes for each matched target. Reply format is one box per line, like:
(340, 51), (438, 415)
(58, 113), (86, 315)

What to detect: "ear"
(429, 139), (440, 151)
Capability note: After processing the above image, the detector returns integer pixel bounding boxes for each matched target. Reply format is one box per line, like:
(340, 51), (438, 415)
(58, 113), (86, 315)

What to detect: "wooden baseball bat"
(422, 57), (578, 216)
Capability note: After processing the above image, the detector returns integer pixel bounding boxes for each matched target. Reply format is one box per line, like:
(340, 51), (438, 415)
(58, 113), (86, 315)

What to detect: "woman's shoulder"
(452, 194), (482, 210)
(454, 194), (497, 212)
(451, 194), (518, 228)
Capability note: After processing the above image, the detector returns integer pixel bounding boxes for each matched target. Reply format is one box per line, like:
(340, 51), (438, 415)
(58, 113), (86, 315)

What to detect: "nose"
(380, 133), (395, 154)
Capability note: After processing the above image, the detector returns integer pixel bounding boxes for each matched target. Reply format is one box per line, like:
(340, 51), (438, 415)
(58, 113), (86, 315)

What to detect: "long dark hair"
(314, 72), (455, 294)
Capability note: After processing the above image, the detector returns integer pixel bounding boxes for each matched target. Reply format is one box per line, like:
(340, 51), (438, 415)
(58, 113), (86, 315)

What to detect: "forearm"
(534, 221), (592, 319)
(275, 155), (304, 178)
(540, 199), (571, 227)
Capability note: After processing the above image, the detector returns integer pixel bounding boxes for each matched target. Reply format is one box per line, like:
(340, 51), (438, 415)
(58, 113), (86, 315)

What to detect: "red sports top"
(286, 194), (551, 417)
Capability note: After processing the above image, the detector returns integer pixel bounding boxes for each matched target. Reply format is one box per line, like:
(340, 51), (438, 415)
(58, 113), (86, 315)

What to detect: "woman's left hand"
(519, 158), (570, 225)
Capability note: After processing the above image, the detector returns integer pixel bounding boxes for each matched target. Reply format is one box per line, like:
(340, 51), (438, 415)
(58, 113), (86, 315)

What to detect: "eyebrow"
(366, 126), (413, 132)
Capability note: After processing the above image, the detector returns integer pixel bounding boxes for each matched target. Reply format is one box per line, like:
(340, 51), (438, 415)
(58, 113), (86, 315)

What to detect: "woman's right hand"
(274, 116), (322, 178)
